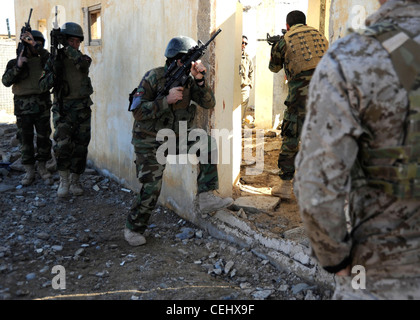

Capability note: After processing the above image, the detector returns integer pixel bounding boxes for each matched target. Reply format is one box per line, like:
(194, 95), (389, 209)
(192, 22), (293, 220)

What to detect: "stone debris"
(0, 122), (332, 300)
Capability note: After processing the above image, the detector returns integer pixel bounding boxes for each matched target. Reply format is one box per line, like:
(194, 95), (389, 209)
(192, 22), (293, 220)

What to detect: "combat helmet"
(31, 30), (45, 46)
(164, 36), (197, 59)
(61, 22), (84, 42)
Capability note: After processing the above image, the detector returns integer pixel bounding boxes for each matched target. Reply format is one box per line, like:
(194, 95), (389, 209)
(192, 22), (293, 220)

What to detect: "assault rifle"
(257, 29), (287, 45)
(129, 28), (222, 111)
(50, 6), (66, 111)
(157, 28), (222, 99)
(16, 8), (33, 58)
(50, 6), (61, 63)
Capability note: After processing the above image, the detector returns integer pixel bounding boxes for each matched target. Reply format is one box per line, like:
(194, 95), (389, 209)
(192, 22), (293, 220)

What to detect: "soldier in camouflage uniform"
(240, 35), (254, 125)
(125, 36), (233, 246)
(39, 22), (94, 198)
(269, 11), (328, 199)
(294, 0), (420, 299)
(2, 30), (53, 186)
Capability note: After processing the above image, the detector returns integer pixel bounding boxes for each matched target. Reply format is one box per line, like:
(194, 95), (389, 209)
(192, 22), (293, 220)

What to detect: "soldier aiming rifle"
(257, 29), (287, 45)
(16, 8), (33, 59)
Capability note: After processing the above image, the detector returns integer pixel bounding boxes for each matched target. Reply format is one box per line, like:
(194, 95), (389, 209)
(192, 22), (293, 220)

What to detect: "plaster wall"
(212, 0), (243, 197)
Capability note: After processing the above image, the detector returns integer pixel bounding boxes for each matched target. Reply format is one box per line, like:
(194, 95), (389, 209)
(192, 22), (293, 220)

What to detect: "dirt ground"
(0, 118), (330, 302)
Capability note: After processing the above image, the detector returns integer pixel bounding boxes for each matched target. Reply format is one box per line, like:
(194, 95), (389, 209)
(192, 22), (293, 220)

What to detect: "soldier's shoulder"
(5, 59), (18, 69)
(327, 30), (376, 57)
(142, 67), (165, 83)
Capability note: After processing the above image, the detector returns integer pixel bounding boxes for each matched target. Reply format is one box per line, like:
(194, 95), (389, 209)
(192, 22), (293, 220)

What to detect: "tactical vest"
(12, 57), (44, 96)
(284, 24), (329, 80)
(63, 57), (93, 101)
(356, 23), (420, 199)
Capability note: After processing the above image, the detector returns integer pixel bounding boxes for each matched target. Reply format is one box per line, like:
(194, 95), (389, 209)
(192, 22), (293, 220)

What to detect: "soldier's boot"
(271, 180), (294, 200)
(198, 191), (234, 214)
(124, 227), (147, 247)
(21, 165), (35, 186)
(57, 170), (70, 198)
(69, 173), (84, 196)
(37, 162), (53, 185)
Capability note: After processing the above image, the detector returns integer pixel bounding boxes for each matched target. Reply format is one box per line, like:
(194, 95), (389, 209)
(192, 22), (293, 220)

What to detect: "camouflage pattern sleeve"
(294, 42), (365, 272)
(132, 68), (170, 122)
(190, 80), (216, 110)
(39, 48), (50, 67)
(249, 58), (254, 88)
(39, 56), (55, 93)
(63, 46), (92, 73)
(269, 38), (286, 73)
(2, 59), (27, 87)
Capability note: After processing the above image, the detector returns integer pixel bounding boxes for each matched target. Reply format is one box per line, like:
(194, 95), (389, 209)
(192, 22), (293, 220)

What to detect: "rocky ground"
(0, 120), (333, 302)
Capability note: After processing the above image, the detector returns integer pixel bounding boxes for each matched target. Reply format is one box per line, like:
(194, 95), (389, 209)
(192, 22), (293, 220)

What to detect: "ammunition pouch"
(355, 23), (420, 199)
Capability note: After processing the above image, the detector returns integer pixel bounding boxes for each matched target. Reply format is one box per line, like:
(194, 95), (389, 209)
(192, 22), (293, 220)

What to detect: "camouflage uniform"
(2, 47), (52, 165)
(240, 51), (254, 120)
(269, 24), (328, 180)
(39, 45), (93, 174)
(294, 0), (420, 300)
(127, 66), (216, 233)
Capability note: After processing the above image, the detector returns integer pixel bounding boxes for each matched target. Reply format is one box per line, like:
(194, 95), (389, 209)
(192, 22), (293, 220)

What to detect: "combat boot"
(198, 191), (234, 214)
(271, 180), (294, 200)
(37, 162), (53, 185)
(57, 170), (70, 198)
(70, 173), (84, 196)
(21, 164), (35, 186)
(124, 227), (146, 246)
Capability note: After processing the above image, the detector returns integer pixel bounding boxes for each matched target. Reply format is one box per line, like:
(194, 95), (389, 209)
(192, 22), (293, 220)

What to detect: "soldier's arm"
(294, 50), (364, 274)
(249, 58), (254, 88)
(2, 59), (27, 87)
(132, 71), (171, 121)
(63, 45), (92, 72)
(39, 57), (55, 93)
(190, 79), (216, 110)
(39, 48), (51, 67)
(269, 38), (286, 73)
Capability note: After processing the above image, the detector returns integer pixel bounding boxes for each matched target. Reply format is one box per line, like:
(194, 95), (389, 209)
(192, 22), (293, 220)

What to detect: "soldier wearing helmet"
(40, 22), (94, 198)
(269, 11), (329, 200)
(2, 29), (53, 186)
(124, 35), (233, 247)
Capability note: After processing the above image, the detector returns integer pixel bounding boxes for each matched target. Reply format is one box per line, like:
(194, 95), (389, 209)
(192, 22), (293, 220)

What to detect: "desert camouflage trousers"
(332, 275), (420, 300)
(16, 108), (52, 165)
(278, 74), (312, 181)
(127, 132), (219, 233)
(52, 98), (92, 174)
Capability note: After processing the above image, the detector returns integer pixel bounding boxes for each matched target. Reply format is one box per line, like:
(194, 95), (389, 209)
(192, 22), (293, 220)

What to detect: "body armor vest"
(284, 24), (329, 80)
(12, 57), (44, 96)
(357, 23), (420, 199)
(63, 57), (93, 101)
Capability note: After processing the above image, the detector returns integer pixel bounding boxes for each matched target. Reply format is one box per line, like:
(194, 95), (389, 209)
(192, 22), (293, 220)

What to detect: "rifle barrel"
(200, 28), (222, 48)
(27, 8), (33, 25)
